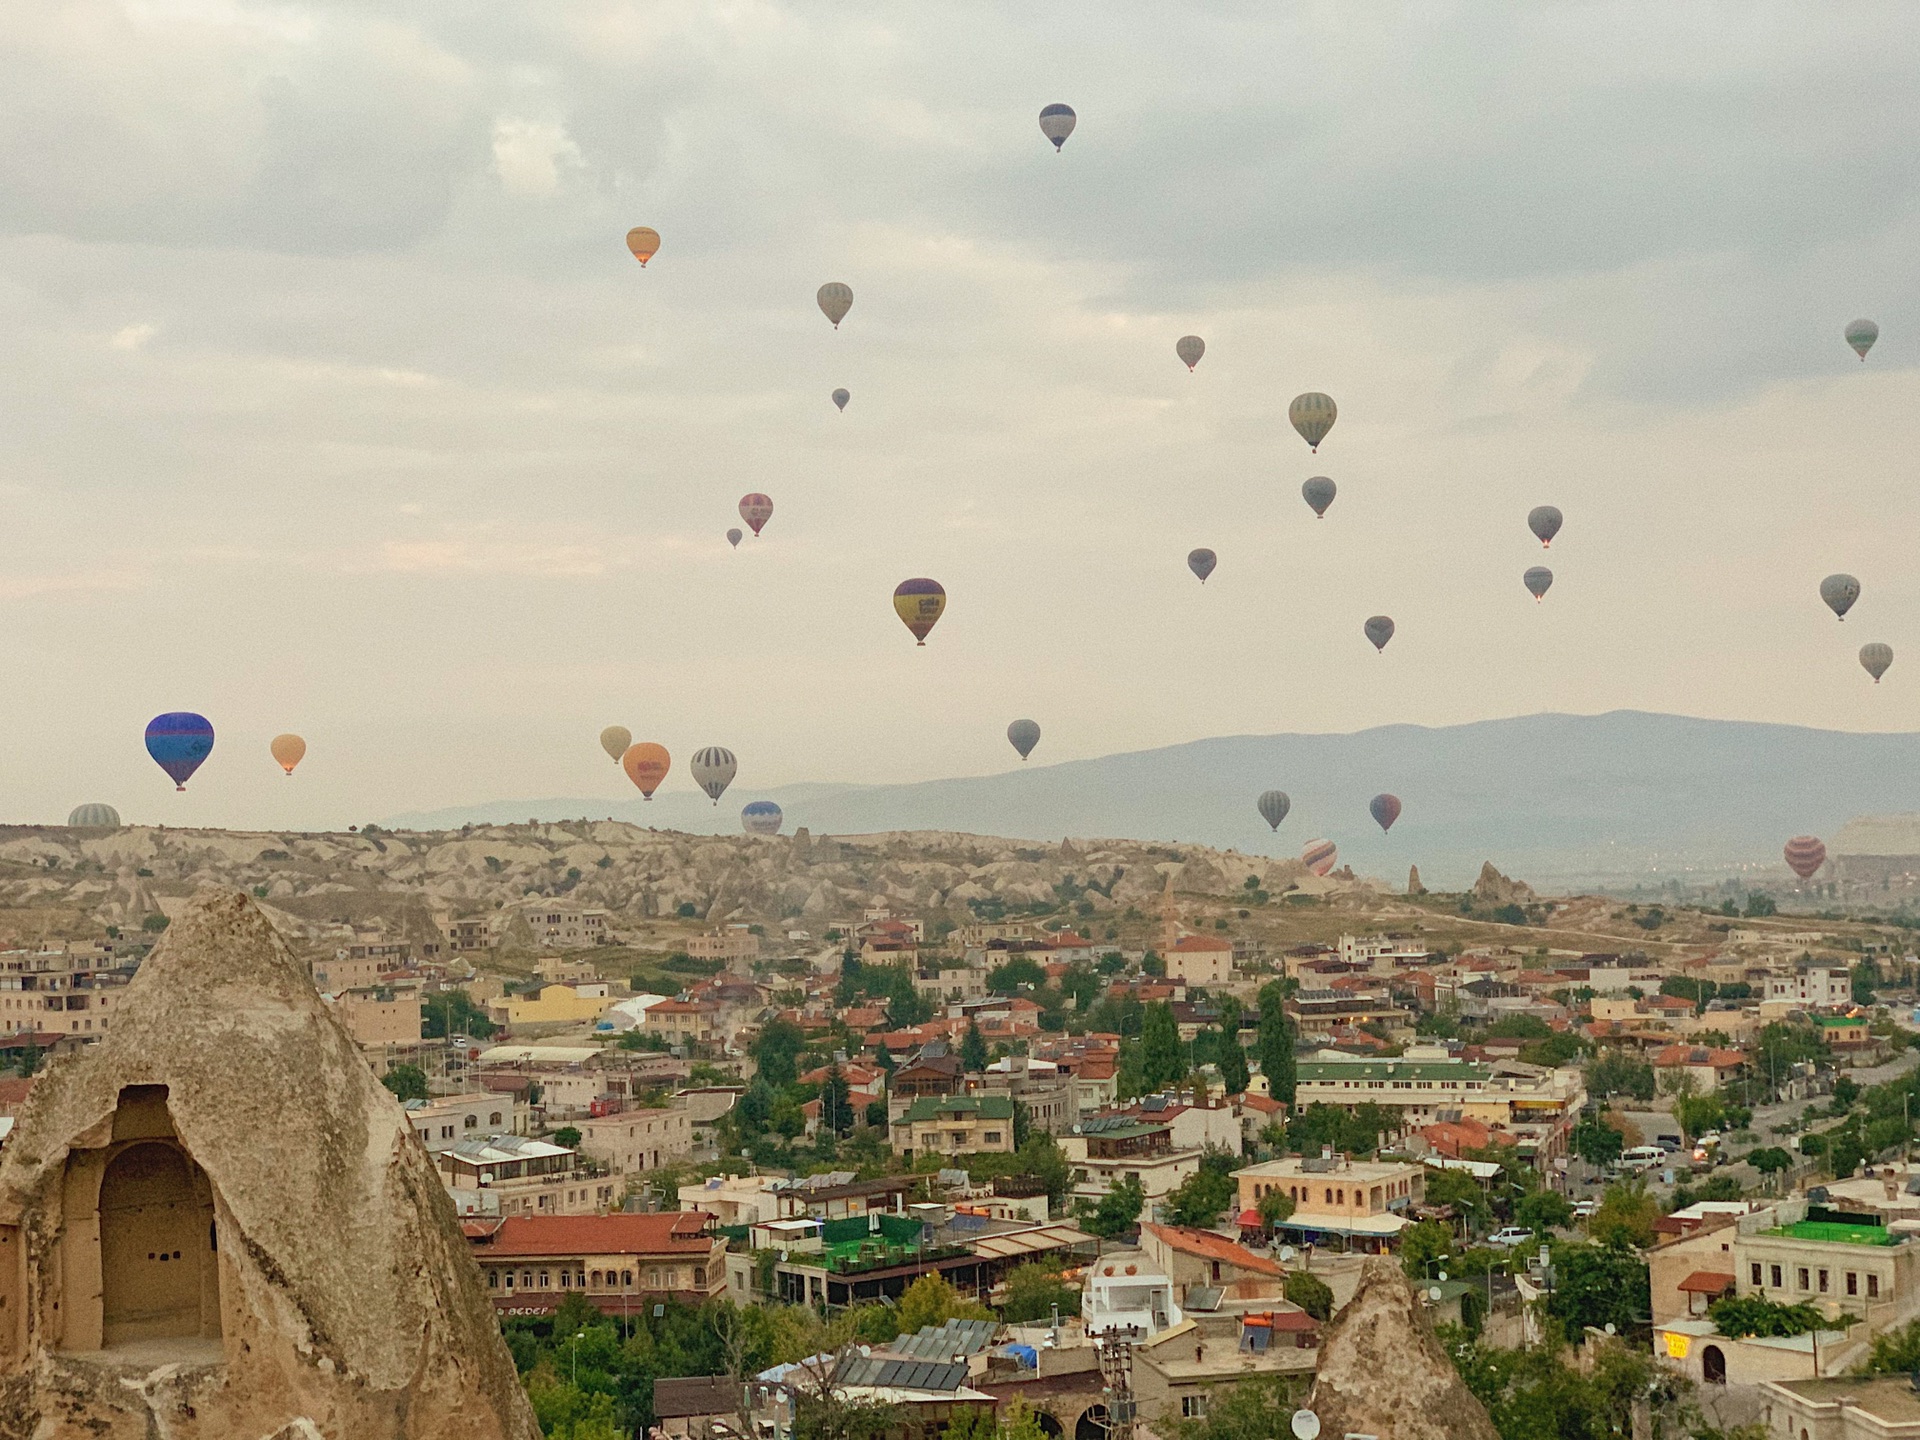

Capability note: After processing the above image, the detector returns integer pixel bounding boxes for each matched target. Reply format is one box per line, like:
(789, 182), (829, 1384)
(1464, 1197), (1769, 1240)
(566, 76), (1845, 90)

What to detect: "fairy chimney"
(0, 887), (539, 1440)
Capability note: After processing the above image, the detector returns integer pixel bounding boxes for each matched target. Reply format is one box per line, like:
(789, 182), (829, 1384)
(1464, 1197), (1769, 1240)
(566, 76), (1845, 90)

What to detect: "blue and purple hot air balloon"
(145, 712), (215, 791)
(742, 801), (783, 836)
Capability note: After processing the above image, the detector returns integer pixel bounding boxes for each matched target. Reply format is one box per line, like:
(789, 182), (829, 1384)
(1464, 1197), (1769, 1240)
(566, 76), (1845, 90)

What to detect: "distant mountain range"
(383, 711), (1920, 892)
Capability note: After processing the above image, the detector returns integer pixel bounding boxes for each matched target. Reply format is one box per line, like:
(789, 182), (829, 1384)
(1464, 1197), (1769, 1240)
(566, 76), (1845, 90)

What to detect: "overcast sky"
(5, 1), (1920, 830)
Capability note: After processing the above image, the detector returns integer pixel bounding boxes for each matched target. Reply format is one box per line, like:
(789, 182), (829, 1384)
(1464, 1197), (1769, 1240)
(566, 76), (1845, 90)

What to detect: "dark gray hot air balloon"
(817, 282), (853, 328)
(1188, 548), (1217, 583)
(1257, 790), (1291, 830)
(1846, 319), (1879, 360)
(1176, 335), (1205, 371)
(727, 528), (743, 548)
(68, 803), (120, 828)
(1289, 392), (1337, 451)
(1861, 643), (1893, 683)
(690, 746), (737, 804)
(1039, 104), (1077, 150)
(1369, 793), (1402, 832)
(1007, 719), (1041, 760)
(1821, 573), (1860, 620)
(1302, 477), (1336, 518)
(1524, 566), (1553, 601)
(832, 388), (850, 411)
(1528, 506), (1562, 548)
(1365, 615), (1395, 652)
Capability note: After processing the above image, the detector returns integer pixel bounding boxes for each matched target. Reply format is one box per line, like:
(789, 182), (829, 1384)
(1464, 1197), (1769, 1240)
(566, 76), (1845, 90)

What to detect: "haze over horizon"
(6, 4), (1920, 831)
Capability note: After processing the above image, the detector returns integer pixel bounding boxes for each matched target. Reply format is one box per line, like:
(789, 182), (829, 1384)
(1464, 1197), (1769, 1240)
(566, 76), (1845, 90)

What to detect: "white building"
(1337, 934), (1433, 971)
(1082, 1248), (1183, 1337)
(403, 1092), (528, 1154)
(1764, 966), (1852, 1009)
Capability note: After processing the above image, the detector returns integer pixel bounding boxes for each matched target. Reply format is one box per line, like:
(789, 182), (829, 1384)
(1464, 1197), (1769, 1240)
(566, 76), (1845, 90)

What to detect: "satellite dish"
(1290, 1411), (1321, 1440)
(1438, 1271), (1449, 1282)
(1429, 1286), (1443, 1302)
(1604, 1322), (1616, 1335)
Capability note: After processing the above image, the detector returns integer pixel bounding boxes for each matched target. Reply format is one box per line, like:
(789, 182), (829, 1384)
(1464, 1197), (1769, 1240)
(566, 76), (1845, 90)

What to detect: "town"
(6, 820), (1920, 1437)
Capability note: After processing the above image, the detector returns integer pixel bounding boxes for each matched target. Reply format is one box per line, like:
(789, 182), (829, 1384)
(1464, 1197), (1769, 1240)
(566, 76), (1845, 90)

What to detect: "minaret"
(1160, 871), (1178, 957)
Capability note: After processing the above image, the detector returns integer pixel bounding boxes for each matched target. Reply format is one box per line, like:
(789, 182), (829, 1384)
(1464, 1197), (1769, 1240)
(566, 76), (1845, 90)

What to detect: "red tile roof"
(1677, 1270), (1737, 1295)
(470, 1212), (717, 1259)
(1141, 1223), (1283, 1277)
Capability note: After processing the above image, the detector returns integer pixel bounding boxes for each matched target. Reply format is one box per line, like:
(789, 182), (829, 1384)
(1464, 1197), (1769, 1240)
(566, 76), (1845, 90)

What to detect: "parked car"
(1573, 1198), (1599, 1219)
(1656, 1134), (1684, 1152)
(1622, 1145), (1670, 1171)
(1488, 1227), (1534, 1247)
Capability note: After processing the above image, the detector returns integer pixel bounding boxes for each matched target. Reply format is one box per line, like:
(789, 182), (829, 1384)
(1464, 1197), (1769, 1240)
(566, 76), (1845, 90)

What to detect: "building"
(1650, 1044), (1747, 1095)
(653, 1377), (743, 1440)
(575, 1106), (695, 1177)
(1337, 934), (1436, 971)
(686, 928), (760, 967)
(488, 981), (615, 1030)
(913, 963), (988, 1004)
(436, 1134), (617, 1217)
(887, 1044), (966, 1123)
(517, 904), (615, 950)
(1138, 1224), (1284, 1298)
(404, 1092), (528, 1154)
(679, 1173), (784, 1228)
(892, 1095), (1017, 1160)
(1166, 935), (1233, 986)
(440, 914), (498, 954)
(465, 1211), (727, 1314)
(327, 986), (425, 1047)
(1290, 1054), (1586, 1162)
(1733, 1205), (1914, 1321)
(1763, 966), (1853, 1010)
(1060, 1117), (1202, 1202)
(1115, 1094), (1243, 1157)
(1759, 1376), (1920, 1437)
(1233, 1155), (1423, 1253)
(1082, 1247), (1183, 1336)
(643, 998), (721, 1048)
(0, 947), (135, 1039)
(970, 1055), (1079, 1135)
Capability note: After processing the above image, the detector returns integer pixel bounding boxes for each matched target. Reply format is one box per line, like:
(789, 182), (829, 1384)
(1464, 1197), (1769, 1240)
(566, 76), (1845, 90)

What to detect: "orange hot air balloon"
(270, 733), (306, 776)
(622, 742), (671, 800)
(626, 227), (661, 266)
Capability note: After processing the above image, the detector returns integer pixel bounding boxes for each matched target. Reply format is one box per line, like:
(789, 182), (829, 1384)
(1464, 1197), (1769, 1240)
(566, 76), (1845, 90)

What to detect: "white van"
(1621, 1145), (1669, 1170)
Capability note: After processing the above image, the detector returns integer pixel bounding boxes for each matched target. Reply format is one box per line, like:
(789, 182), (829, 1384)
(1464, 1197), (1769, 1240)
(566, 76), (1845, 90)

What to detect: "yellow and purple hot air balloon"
(1302, 838), (1338, 877)
(894, 578), (946, 645)
(145, 712), (214, 791)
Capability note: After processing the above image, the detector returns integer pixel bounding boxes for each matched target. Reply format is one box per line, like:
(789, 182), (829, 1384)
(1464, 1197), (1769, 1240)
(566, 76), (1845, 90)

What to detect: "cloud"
(491, 117), (583, 197)
(110, 323), (156, 350)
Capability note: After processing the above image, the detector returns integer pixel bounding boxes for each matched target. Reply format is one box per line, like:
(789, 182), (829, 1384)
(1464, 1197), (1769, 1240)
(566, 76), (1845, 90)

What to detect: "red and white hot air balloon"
(1302, 838), (1338, 877)
(1783, 836), (1826, 880)
(739, 493), (773, 537)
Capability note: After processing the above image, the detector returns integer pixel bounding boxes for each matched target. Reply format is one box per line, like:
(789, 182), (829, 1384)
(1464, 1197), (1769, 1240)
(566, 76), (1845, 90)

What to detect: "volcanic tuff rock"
(1471, 860), (1536, 907)
(1408, 864), (1426, 895)
(1306, 1257), (1499, 1440)
(0, 887), (539, 1440)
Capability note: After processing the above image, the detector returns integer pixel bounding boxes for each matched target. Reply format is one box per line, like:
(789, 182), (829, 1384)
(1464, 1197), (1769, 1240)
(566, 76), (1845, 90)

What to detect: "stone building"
(0, 887), (538, 1440)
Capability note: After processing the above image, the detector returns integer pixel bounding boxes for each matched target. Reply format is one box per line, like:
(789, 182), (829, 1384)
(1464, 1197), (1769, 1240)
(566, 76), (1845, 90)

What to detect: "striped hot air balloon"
(1861, 643), (1894, 683)
(1289, 392), (1337, 451)
(818, 283), (853, 328)
(1783, 836), (1826, 879)
(68, 804), (120, 828)
(1038, 104), (1077, 150)
(690, 746), (737, 804)
(1257, 791), (1290, 830)
(893, 578), (946, 644)
(742, 800), (783, 836)
(1301, 838), (1338, 877)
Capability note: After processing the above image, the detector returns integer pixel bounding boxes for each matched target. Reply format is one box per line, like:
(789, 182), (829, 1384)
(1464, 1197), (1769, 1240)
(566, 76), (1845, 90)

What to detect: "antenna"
(1096, 1323), (1141, 1440)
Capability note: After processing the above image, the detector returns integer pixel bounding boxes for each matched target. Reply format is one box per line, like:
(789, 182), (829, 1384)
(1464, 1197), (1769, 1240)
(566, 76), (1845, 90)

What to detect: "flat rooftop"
(1763, 1220), (1899, 1247)
(1773, 1375), (1920, 1423)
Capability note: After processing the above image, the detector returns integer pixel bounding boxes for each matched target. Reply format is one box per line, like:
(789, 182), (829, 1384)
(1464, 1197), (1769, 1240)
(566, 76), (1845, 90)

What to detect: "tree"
(1743, 892), (1777, 917)
(1141, 1002), (1184, 1091)
(1749, 1146), (1793, 1191)
(1864, 1316), (1920, 1373)
(753, 1019), (805, 1090)
(960, 1020), (989, 1073)
(1169, 1376), (1304, 1440)
(1585, 1049), (1655, 1103)
(1588, 1178), (1658, 1249)
(552, 1126), (582, 1148)
(1162, 1166), (1235, 1228)
(1571, 1116), (1624, 1169)
(422, 987), (498, 1039)
(1423, 1166), (1492, 1233)
(821, 1062), (855, 1138)
(1214, 999), (1249, 1095)
(1256, 982), (1296, 1104)
(883, 968), (934, 1028)
(1284, 1270), (1333, 1321)
(1000, 1262), (1080, 1322)
(1256, 1187), (1296, 1229)
(1515, 1191), (1574, 1236)
(895, 1273), (993, 1334)
(987, 955), (1048, 992)
(1077, 1174), (1145, 1240)
(1708, 1295), (1823, 1338)
(381, 1063), (428, 1102)
(1011, 1099), (1032, 1150)
(1547, 1241), (1652, 1338)
(1399, 1219), (1456, 1279)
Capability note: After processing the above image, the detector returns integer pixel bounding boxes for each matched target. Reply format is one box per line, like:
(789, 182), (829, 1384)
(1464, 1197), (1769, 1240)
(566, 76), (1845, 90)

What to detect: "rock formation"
(1305, 1257), (1499, 1440)
(0, 888), (539, 1440)
(1408, 864), (1426, 896)
(1471, 860), (1536, 907)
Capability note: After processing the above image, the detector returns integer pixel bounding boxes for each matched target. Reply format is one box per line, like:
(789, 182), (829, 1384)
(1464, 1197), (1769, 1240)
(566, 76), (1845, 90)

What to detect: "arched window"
(464, 1115), (479, 1129)
(490, 1113), (503, 1126)
(622, 1270), (634, 1287)
(591, 1270), (602, 1287)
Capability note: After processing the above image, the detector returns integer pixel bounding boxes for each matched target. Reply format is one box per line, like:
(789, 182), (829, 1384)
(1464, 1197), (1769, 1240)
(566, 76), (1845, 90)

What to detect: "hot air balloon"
(68, 803), (120, 828)
(1289, 392), (1337, 451)
(1364, 616), (1395, 652)
(1188, 549), (1217, 583)
(625, 227), (661, 266)
(1039, 104), (1077, 150)
(727, 528), (743, 548)
(145, 712), (214, 791)
(621, 742), (670, 800)
(1257, 790), (1291, 830)
(1176, 336), (1205, 371)
(1007, 719), (1040, 761)
(894, 578), (946, 645)
(832, 388), (850, 411)
(740, 493), (773, 536)
(1846, 319), (1879, 360)
(600, 726), (632, 763)
(1783, 835), (1826, 879)
(1861, 643), (1894, 683)
(270, 733), (307, 776)
(1528, 506), (1562, 548)
(691, 746), (737, 804)
(1302, 838), (1337, 877)
(1370, 793), (1402, 832)
(1821, 573), (1860, 620)
(1302, 477), (1336, 518)
(818, 283), (853, 328)
(1524, 566), (1554, 601)
(742, 800), (784, 836)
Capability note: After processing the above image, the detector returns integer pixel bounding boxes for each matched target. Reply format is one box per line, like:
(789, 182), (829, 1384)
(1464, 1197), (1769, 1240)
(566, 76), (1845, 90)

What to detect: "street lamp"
(571, 1329), (586, 1387)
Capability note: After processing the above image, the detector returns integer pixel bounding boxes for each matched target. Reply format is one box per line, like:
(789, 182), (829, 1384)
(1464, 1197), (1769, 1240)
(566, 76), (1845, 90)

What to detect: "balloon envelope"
(1524, 566), (1554, 600)
(1188, 548), (1217, 583)
(621, 743), (670, 800)
(1821, 573), (1860, 620)
(1302, 477), (1336, 518)
(1176, 335), (1205, 371)
(1039, 103), (1076, 149)
(740, 493), (774, 536)
(600, 726), (632, 762)
(1784, 835), (1826, 879)
(625, 226), (661, 265)
(270, 733), (307, 775)
(145, 712), (214, 790)
(1364, 616), (1395, 652)
(1861, 643), (1894, 682)
(818, 282), (853, 328)
(1370, 793), (1402, 832)
(1007, 719), (1041, 760)
(832, 388), (850, 411)
(1846, 318), (1879, 360)
(1257, 790), (1291, 830)
(68, 803), (120, 828)
(691, 746), (737, 804)
(1302, 838), (1338, 877)
(1528, 506), (1563, 547)
(742, 800), (784, 836)
(726, 528), (743, 548)
(1289, 392), (1337, 451)
(894, 578), (947, 644)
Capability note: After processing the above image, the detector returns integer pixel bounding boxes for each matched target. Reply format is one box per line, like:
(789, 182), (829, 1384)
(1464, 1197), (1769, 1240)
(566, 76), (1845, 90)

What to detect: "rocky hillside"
(0, 821), (1362, 944)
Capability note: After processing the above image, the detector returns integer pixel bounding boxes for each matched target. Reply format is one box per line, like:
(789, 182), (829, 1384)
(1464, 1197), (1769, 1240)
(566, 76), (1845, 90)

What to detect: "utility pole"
(1095, 1324), (1141, 1440)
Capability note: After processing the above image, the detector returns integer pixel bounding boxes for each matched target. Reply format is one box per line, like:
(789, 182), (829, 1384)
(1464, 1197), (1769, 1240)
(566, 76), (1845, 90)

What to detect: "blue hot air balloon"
(742, 800), (783, 836)
(145, 712), (214, 790)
